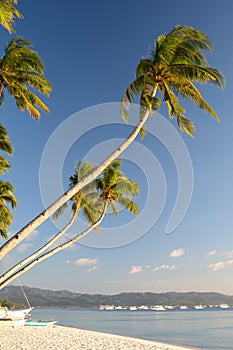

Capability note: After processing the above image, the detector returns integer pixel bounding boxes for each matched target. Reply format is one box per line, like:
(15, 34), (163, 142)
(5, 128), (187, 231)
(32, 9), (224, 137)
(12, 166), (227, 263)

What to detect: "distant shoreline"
(1, 285), (233, 309)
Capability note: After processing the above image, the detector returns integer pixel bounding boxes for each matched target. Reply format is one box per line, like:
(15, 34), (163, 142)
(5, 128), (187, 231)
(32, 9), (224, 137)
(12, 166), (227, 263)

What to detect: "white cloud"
(207, 250), (217, 256)
(208, 259), (233, 271)
(17, 243), (33, 253)
(221, 250), (233, 259)
(87, 266), (98, 273)
(74, 258), (98, 267)
(154, 264), (177, 272)
(130, 266), (142, 274)
(169, 248), (185, 258)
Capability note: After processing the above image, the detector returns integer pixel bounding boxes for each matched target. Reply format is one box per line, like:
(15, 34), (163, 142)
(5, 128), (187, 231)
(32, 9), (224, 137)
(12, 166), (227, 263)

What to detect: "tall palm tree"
(0, 25), (224, 260)
(0, 160), (139, 288)
(0, 36), (52, 119)
(0, 0), (22, 34)
(0, 180), (17, 239)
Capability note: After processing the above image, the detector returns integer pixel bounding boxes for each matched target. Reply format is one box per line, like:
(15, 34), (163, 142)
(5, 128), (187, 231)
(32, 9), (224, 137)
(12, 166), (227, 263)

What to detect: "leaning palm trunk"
(0, 202), (108, 288)
(0, 210), (78, 284)
(0, 90), (157, 260)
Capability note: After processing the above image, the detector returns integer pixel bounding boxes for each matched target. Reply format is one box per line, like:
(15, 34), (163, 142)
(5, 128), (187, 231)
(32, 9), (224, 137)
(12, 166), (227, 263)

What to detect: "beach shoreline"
(1, 325), (197, 350)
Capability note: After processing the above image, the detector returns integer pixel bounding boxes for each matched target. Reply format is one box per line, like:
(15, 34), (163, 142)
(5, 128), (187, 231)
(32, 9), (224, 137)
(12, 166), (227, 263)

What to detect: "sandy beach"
(0, 325), (196, 350)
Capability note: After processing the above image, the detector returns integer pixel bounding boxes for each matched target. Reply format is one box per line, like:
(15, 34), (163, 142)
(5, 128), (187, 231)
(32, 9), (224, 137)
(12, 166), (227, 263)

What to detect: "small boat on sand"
(25, 319), (57, 327)
(0, 307), (33, 326)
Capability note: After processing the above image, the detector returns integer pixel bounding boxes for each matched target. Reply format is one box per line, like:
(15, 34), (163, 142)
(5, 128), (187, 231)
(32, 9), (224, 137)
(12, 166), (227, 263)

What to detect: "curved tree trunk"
(0, 93), (157, 260)
(0, 210), (78, 284)
(0, 202), (108, 289)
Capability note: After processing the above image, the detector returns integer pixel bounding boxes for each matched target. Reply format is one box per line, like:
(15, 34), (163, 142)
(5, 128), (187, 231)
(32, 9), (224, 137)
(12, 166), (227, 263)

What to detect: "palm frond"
(153, 25), (212, 66)
(169, 77), (221, 121)
(121, 75), (145, 121)
(0, 155), (11, 174)
(0, 0), (23, 34)
(108, 201), (119, 216)
(0, 123), (13, 155)
(177, 116), (195, 137)
(52, 203), (69, 222)
(115, 196), (139, 216)
(168, 64), (224, 87)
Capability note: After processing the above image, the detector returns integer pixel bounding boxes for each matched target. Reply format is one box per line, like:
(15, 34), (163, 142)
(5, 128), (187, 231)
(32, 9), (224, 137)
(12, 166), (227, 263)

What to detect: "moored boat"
(0, 307), (32, 326)
(25, 319), (57, 326)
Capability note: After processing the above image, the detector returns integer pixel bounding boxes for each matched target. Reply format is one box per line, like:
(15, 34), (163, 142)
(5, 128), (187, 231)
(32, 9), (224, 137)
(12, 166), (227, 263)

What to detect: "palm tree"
(0, 0), (22, 34)
(0, 160), (139, 288)
(0, 25), (224, 260)
(0, 180), (17, 239)
(0, 36), (52, 119)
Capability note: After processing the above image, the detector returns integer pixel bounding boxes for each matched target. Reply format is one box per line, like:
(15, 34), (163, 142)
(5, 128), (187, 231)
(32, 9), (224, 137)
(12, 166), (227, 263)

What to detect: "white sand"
(0, 325), (196, 350)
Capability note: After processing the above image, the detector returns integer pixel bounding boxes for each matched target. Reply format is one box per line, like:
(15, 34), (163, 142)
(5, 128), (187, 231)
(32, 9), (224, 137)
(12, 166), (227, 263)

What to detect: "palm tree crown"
(121, 25), (225, 137)
(0, 0), (22, 34)
(0, 36), (52, 119)
(0, 180), (17, 238)
(96, 159), (139, 216)
(53, 161), (102, 227)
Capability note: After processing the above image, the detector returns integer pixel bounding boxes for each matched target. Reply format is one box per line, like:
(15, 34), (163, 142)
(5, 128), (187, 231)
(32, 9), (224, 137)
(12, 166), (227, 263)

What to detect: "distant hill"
(0, 286), (233, 308)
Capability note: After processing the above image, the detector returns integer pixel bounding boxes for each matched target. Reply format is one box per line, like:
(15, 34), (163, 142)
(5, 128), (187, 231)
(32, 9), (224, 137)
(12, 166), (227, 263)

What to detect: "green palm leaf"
(0, 36), (52, 119)
(0, 0), (23, 34)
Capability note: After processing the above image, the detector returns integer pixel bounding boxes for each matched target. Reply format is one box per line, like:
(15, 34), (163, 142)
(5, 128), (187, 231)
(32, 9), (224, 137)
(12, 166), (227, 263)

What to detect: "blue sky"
(0, 0), (233, 295)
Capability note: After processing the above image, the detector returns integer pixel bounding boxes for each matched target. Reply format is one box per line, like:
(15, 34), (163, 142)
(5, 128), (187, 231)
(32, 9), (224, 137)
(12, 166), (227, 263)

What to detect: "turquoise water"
(32, 308), (233, 350)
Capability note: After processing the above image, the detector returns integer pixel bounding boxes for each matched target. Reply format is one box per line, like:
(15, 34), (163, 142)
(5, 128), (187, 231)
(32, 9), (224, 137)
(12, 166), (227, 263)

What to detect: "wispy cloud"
(74, 258), (98, 267)
(169, 248), (185, 258)
(207, 249), (217, 256)
(25, 230), (39, 242)
(154, 264), (177, 272)
(208, 259), (233, 271)
(130, 265), (142, 274)
(17, 243), (33, 253)
(87, 266), (98, 273)
(221, 250), (233, 259)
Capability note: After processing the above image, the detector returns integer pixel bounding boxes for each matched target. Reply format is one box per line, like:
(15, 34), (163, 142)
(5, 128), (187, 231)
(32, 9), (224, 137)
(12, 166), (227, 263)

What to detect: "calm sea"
(32, 308), (233, 350)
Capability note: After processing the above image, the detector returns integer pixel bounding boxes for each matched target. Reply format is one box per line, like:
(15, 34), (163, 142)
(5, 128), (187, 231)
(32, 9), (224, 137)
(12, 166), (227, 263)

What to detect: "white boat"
(138, 305), (150, 310)
(180, 305), (188, 310)
(151, 305), (166, 311)
(98, 305), (114, 310)
(0, 307), (33, 326)
(194, 305), (204, 310)
(7, 307), (33, 319)
(0, 317), (26, 326)
(219, 304), (229, 309)
(129, 306), (137, 311)
(115, 306), (123, 310)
